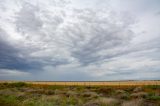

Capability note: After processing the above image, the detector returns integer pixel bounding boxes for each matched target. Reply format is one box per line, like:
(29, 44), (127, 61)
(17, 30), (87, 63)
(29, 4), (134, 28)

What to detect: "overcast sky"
(0, 0), (160, 81)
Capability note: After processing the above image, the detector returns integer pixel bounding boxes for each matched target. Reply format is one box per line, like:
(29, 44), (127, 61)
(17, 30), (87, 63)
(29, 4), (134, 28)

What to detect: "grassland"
(1, 80), (160, 86)
(0, 81), (160, 106)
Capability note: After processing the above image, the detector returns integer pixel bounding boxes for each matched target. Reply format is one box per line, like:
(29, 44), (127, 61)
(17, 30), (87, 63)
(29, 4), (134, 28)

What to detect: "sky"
(0, 0), (160, 81)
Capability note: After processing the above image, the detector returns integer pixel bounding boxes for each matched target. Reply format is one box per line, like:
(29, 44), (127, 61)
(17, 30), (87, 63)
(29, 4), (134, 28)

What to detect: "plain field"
(1, 80), (160, 86)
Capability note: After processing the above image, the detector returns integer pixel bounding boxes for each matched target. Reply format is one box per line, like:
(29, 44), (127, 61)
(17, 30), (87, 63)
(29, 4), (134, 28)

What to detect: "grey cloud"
(0, 28), (44, 71)
(108, 69), (160, 80)
(16, 2), (43, 33)
(0, 0), (160, 80)
(12, 1), (135, 66)
(42, 70), (93, 81)
(12, 1), (69, 67)
(63, 9), (134, 65)
(13, 1), (135, 66)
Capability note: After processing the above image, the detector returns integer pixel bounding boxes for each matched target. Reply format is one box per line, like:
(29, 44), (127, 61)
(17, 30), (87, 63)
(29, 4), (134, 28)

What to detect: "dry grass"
(0, 81), (160, 106)
(122, 99), (144, 106)
(1, 80), (160, 86)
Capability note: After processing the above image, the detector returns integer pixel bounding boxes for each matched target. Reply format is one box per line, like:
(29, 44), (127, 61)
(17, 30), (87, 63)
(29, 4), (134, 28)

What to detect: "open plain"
(0, 81), (160, 106)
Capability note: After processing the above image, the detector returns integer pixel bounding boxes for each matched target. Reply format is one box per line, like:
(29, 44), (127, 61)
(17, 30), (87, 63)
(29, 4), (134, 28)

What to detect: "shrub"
(81, 91), (99, 98)
(133, 87), (143, 92)
(83, 97), (119, 106)
(97, 97), (120, 106)
(0, 83), (9, 89)
(96, 87), (114, 96)
(131, 92), (148, 98)
(147, 95), (160, 100)
(47, 85), (65, 90)
(0, 95), (19, 106)
(9, 82), (27, 88)
(122, 99), (144, 106)
(144, 85), (160, 90)
(124, 87), (135, 92)
(146, 92), (160, 100)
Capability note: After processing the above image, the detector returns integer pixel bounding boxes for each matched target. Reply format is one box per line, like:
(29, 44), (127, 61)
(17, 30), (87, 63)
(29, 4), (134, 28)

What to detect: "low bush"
(0, 95), (19, 106)
(9, 82), (27, 88)
(144, 85), (160, 90)
(146, 92), (160, 100)
(122, 99), (144, 106)
(147, 95), (160, 100)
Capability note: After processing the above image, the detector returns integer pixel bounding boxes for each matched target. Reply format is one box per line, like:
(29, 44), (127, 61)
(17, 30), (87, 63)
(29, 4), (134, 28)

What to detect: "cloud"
(48, 8), (134, 65)
(0, 0), (160, 80)
(0, 68), (31, 80)
(157, 10), (160, 14)
(10, 0), (135, 66)
(0, 69), (30, 77)
(0, 28), (44, 71)
(16, 2), (43, 33)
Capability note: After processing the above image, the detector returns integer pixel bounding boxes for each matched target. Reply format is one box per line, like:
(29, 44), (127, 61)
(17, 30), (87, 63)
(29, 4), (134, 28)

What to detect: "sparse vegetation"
(0, 82), (160, 106)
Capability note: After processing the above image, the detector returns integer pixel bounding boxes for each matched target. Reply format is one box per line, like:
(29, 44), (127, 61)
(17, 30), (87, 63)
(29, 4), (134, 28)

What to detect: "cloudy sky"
(0, 0), (160, 81)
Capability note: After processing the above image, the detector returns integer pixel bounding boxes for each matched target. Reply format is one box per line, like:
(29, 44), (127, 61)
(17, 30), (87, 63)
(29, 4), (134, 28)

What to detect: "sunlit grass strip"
(1, 80), (160, 86)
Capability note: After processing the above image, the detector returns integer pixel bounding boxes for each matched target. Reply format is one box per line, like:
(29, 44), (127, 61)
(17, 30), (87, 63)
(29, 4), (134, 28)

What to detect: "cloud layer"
(0, 0), (160, 80)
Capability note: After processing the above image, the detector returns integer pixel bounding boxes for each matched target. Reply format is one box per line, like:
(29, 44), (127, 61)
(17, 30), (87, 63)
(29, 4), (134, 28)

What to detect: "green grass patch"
(144, 85), (160, 90)
(0, 95), (19, 106)
(47, 85), (65, 90)
(9, 82), (27, 88)
(146, 92), (160, 101)
(147, 95), (160, 100)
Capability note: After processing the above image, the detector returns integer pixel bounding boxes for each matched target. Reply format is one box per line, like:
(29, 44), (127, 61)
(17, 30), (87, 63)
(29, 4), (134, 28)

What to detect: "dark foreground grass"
(0, 82), (160, 106)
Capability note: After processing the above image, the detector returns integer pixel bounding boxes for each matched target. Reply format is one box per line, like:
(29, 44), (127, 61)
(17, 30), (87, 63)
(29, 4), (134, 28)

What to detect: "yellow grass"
(0, 80), (160, 86)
